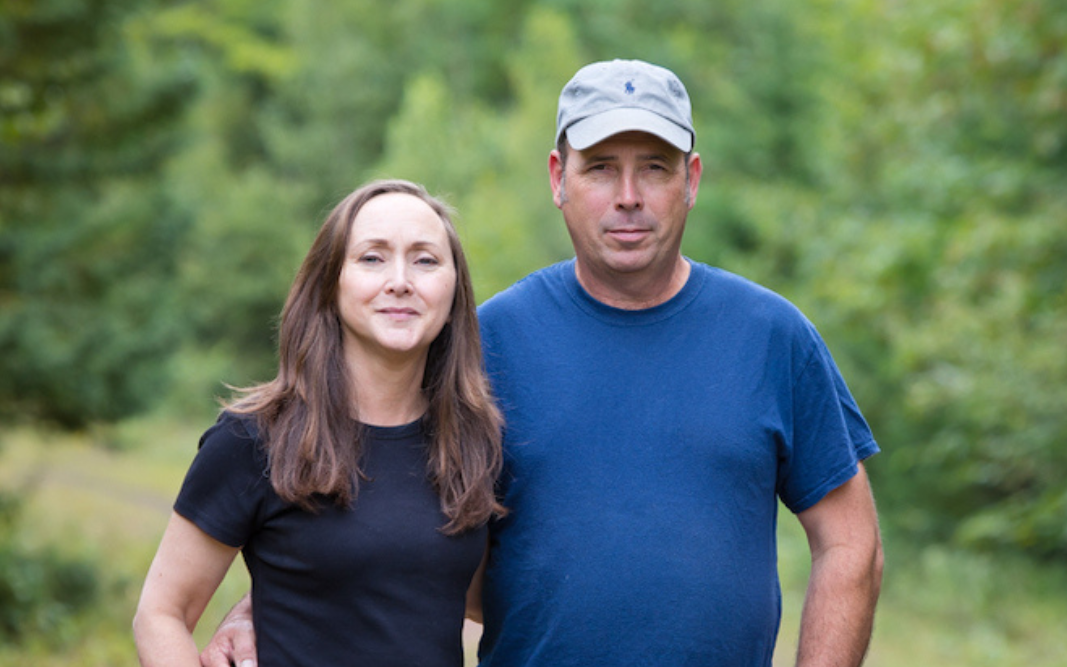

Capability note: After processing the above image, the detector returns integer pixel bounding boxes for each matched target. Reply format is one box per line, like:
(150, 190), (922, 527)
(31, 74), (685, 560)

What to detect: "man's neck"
(574, 256), (691, 310)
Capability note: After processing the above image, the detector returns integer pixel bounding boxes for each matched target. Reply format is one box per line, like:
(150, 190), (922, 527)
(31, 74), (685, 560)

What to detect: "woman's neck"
(346, 349), (429, 427)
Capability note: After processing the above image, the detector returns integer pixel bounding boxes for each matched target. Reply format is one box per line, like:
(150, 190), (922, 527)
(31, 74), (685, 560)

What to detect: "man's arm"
(199, 592), (257, 667)
(795, 462), (884, 667)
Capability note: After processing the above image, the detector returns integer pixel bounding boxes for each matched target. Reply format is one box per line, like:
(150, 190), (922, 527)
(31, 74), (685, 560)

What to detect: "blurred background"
(1, 0), (1065, 664)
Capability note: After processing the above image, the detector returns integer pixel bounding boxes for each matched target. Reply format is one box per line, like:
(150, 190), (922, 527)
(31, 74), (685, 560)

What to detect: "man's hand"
(200, 593), (257, 667)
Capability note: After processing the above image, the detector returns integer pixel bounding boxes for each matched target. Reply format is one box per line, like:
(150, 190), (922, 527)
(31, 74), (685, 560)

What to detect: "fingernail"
(240, 661), (255, 667)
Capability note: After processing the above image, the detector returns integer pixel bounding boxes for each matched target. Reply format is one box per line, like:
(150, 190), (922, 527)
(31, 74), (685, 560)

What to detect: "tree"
(0, 0), (194, 426)
(778, 0), (1067, 557)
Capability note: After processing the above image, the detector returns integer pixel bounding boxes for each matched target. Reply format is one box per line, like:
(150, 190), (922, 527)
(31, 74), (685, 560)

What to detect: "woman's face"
(337, 193), (457, 367)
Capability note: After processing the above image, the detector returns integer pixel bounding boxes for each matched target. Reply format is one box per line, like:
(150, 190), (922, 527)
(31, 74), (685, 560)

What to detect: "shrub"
(0, 492), (100, 643)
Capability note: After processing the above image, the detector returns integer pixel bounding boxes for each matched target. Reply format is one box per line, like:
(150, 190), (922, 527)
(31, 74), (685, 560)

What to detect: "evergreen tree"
(0, 0), (193, 426)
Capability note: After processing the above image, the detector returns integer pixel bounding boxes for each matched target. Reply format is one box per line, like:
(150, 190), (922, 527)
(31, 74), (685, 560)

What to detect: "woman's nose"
(385, 263), (413, 295)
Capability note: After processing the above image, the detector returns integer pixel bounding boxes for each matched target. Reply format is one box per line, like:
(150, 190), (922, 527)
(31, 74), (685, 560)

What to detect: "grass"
(865, 542), (1067, 665)
(773, 506), (1067, 666)
(2, 415), (1066, 666)
(0, 417), (249, 667)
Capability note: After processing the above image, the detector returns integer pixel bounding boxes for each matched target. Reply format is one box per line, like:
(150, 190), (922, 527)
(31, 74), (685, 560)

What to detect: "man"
(202, 59), (883, 667)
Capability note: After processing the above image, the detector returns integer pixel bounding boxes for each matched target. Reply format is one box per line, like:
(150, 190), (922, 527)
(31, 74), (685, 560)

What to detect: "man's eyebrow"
(580, 150), (675, 162)
(578, 151), (619, 162)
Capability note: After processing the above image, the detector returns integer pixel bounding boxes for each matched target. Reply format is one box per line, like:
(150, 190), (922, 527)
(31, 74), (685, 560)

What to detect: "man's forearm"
(200, 592), (256, 667)
(795, 542), (883, 667)
(221, 592), (253, 625)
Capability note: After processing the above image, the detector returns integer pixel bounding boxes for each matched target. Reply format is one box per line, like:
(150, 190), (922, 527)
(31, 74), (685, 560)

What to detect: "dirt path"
(36, 464), (175, 515)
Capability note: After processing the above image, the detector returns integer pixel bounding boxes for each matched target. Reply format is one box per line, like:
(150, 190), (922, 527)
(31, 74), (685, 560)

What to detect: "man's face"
(550, 131), (701, 293)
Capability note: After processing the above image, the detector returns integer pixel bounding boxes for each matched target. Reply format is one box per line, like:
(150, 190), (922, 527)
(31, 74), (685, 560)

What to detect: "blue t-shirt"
(476, 259), (877, 667)
(175, 413), (485, 667)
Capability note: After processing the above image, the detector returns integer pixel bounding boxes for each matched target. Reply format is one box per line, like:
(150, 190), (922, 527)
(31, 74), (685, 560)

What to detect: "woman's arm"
(134, 511), (240, 667)
(465, 537), (490, 624)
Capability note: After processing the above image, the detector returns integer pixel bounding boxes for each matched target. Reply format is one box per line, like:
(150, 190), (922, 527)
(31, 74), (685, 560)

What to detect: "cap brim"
(564, 108), (693, 152)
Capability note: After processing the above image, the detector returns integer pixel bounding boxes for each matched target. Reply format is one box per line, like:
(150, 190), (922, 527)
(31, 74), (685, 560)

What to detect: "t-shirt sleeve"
(174, 413), (269, 548)
(778, 332), (879, 514)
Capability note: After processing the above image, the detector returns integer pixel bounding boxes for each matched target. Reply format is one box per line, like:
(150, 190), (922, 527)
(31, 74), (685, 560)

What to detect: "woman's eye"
(416, 256), (439, 266)
(359, 254), (383, 264)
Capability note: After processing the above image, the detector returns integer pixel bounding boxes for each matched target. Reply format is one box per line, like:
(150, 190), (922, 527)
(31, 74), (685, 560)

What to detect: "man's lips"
(607, 228), (651, 244)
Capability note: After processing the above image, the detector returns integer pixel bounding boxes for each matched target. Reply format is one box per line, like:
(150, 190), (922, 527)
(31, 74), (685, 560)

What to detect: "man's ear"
(686, 152), (703, 210)
(549, 149), (565, 209)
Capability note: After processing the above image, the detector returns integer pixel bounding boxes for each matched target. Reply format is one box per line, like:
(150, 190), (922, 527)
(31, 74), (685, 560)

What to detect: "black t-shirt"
(175, 412), (485, 667)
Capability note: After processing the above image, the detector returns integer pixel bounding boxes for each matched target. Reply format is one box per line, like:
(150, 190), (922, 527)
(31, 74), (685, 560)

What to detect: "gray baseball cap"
(555, 59), (695, 152)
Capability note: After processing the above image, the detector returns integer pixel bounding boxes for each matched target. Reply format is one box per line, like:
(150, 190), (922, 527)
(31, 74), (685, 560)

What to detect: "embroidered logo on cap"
(625, 80), (635, 95)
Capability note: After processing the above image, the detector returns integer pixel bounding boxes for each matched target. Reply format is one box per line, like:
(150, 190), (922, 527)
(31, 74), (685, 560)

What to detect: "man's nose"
(615, 172), (643, 211)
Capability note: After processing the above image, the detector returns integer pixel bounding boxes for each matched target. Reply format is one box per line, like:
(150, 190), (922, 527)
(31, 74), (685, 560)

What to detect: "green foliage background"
(1, 0), (1066, 654)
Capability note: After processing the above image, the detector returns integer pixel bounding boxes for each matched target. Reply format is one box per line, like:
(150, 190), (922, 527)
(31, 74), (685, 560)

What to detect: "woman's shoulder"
(197, 410), (264, 460)
(177, 411), (272, 546)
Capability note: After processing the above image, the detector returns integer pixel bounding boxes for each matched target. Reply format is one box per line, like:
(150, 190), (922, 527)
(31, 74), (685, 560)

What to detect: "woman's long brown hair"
(225, 180), (504, 534)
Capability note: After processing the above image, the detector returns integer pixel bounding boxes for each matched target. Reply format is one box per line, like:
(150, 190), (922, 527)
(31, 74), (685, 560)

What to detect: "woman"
(134, 180), (504, 667)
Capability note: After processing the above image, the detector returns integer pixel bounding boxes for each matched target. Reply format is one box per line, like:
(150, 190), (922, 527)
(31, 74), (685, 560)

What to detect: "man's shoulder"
(479, 260), (571, 319)
(689, 260), (815, 332)
(691, 261), (792, 305)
